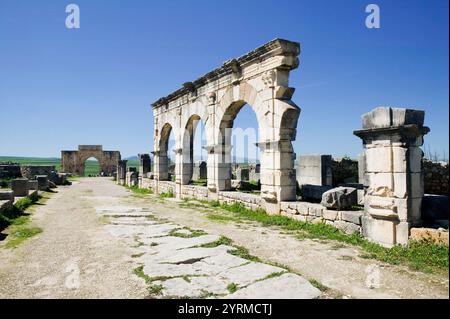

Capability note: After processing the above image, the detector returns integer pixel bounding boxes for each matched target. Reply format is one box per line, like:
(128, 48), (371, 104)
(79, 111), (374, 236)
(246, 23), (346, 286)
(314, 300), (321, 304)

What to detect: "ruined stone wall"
(217, 191), (263, 211)
(180, 185), (209, 201)
(423, 160), (449, 195)
(280, 201), (363, 234)
(0, 164), (21, 179)
(140, 177), (156, 190)
(20, 166), (56, 179)
(158, 181), (176, 195)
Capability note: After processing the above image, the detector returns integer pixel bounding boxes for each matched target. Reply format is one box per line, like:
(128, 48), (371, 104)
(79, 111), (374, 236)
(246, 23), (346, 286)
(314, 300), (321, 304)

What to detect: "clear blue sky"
(0, 0), (448, 160)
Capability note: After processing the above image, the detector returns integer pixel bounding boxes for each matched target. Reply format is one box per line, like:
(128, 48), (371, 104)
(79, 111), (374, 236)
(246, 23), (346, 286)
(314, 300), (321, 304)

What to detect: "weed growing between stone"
(126, 185), (153, 196)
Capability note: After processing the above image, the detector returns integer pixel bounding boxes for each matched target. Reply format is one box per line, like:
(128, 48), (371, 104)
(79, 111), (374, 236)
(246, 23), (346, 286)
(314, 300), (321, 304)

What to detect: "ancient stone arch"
(61, 145), (121, 176)
(151, 39), (301, 213)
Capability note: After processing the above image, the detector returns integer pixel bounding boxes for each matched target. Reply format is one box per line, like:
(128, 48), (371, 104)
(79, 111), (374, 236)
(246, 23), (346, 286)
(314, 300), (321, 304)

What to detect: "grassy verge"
(126, 185), (153, 196)
(159, 191), (174, 199)
(1, 192), (47, 248)
(182, 199), (448, 274)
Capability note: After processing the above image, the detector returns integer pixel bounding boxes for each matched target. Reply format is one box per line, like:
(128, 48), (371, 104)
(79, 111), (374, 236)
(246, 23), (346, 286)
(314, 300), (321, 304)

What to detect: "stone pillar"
(116, 160), (127, 186)
(138, 154), (151, 176)
(296, 155), (332, 187)
(354, 107), (429, 247)
(192, 161), (207, 181)
(11, 178), (29, 197)
(174, 148), (183, 199)
(258, 140), (297, 214)
(358, 153), (368, 186)
(235, 167), (249, 181)
(152, 151), (169, 182)
(204, 144), (232, 198)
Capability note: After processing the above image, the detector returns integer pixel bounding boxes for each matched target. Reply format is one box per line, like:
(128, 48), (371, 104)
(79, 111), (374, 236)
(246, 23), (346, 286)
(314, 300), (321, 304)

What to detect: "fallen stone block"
(321, 187), (357, 210)
(28, 180), (38, 191)
(36, 175), (49, 191)
(0, 190), (14, 201)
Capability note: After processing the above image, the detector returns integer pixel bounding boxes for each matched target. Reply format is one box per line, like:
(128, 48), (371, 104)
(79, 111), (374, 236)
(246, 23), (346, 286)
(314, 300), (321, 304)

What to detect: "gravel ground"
(0, 177), (448, 299)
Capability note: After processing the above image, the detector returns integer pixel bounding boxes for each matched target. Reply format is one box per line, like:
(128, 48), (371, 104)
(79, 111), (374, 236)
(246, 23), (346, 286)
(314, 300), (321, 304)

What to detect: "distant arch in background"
(61, 145), (121, 176)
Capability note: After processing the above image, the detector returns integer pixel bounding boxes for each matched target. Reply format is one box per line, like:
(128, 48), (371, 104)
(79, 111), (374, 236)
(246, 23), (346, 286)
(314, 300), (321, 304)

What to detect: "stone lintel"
(151, 38), (300, 109)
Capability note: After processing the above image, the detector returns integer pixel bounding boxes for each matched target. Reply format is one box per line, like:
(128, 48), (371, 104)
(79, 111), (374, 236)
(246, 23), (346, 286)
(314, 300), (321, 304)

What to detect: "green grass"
(200, 236), (233, 248)
(5, 227), (43, 248)
(1, 192), (49, 248)
(159, 190), (174, 198)
(127, 185), (153, 196)
(206, 214), (236, 223)
(309, 279), (329, 292)
(168, 227), (207, 238)
(0, 193), (42, 230)
(227, 283), (238, 293)
(191, 200), (448, 274)
(228, 244), (261, 262)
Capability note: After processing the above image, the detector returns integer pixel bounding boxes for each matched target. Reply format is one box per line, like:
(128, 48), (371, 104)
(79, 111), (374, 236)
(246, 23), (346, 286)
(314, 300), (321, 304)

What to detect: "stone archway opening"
(84, 157), (100, 177)
(156, 124), (175, 181)
(182, 115), (207, 186)
(219, 102), (261, 193)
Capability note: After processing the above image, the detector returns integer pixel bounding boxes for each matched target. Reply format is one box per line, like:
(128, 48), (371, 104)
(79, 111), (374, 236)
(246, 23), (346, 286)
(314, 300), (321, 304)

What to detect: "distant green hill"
(0, 156), (138, 177)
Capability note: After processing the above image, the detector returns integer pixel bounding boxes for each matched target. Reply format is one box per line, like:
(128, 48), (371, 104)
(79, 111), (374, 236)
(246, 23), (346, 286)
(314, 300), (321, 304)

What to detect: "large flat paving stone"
(140, 234), (220, 250)
(226, 273), (322, 299)
(145, 245), (233, 264)
(217, 262), (285, 287)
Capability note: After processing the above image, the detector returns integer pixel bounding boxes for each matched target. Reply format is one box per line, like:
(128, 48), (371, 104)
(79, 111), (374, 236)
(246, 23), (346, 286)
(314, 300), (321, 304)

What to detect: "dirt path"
(0, 178), (148, 298)
(0, 178), (448, 299)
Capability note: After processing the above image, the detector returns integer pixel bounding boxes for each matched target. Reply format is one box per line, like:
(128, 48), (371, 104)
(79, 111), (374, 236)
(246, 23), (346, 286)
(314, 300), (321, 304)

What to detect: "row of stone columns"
(150, 106), (429, 246)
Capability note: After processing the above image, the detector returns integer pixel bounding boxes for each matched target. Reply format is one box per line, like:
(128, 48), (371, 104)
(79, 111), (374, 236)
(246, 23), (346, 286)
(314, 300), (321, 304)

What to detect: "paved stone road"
(97, 205), (321, 298)
(0, 178), (447, 299)
(0, 177), (320, 299)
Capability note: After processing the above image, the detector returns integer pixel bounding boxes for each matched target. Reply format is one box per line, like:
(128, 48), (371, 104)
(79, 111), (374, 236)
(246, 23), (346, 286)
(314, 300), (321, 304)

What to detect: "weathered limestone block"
(296, 155), (332, 186)
(335, 220), (361, 235)
(321, 187), (357, 210)
(11, 178), (29, 197)
(308, 203), (324, 217)
(28, 180), (38, 191)
(323, 209), (339, 221)
(36, 175), (49, 191)
(0, 190), (14, 201)
(340, 210), (363, 225)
